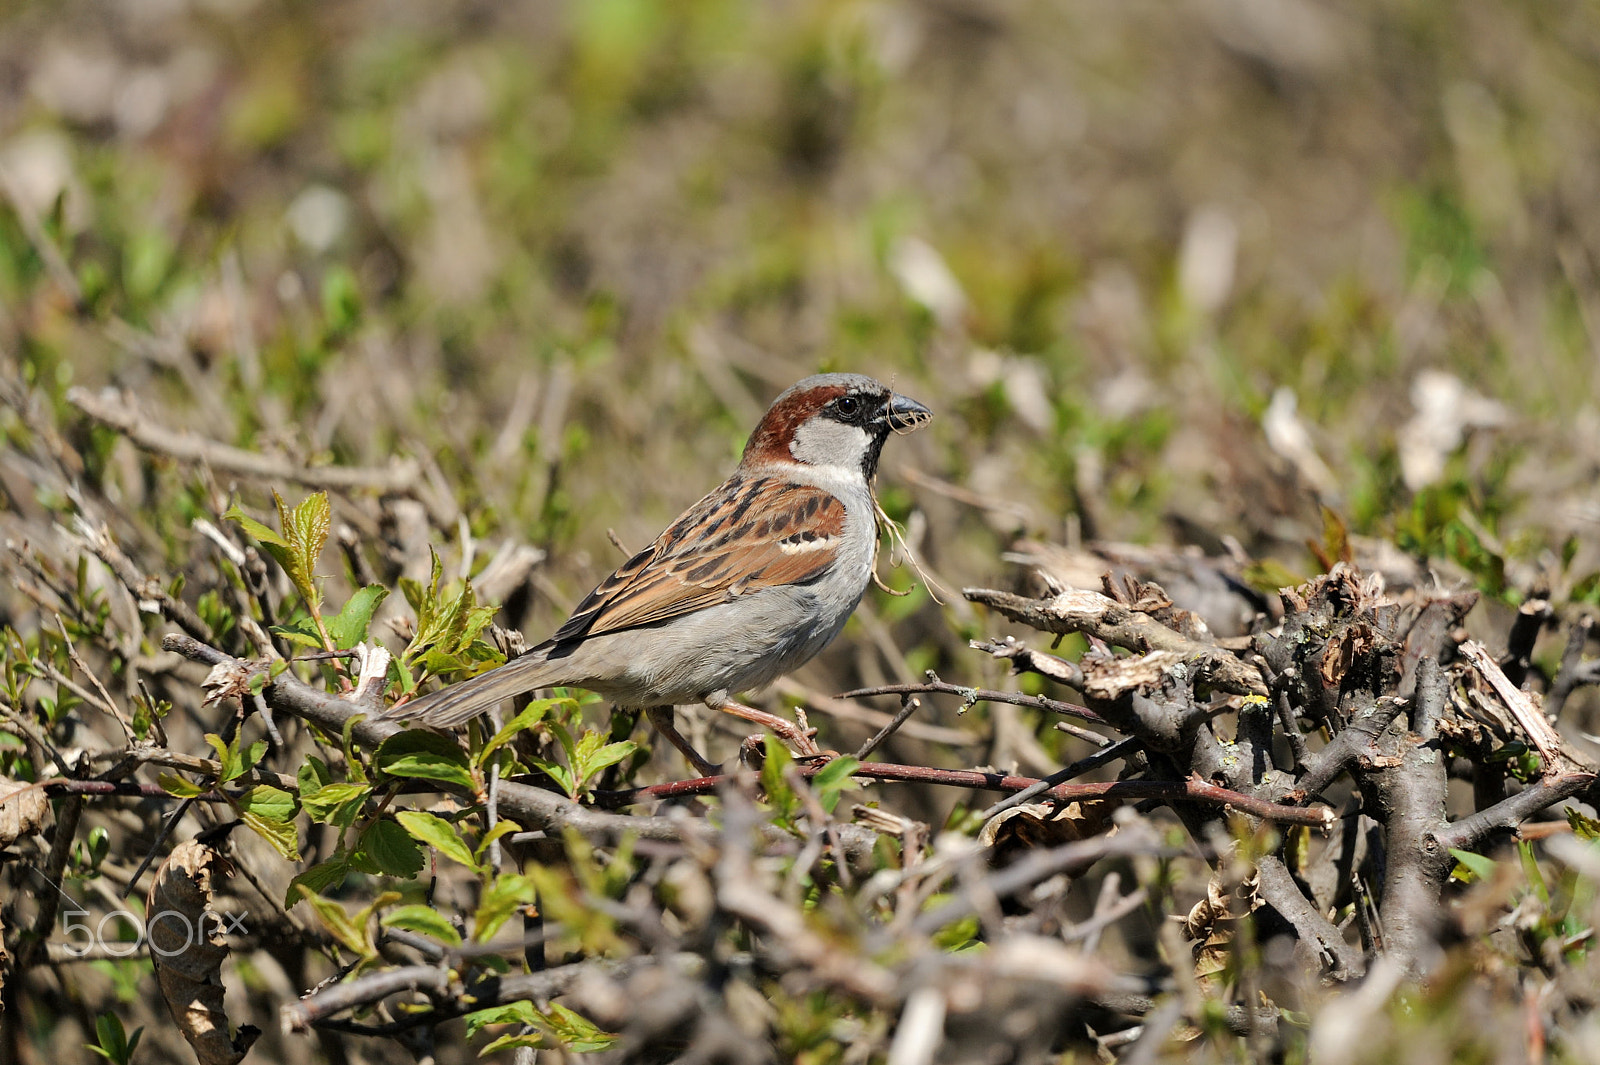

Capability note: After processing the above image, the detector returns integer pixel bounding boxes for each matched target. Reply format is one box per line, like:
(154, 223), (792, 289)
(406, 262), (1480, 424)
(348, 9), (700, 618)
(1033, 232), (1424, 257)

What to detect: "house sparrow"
(383, 373), (931, 773)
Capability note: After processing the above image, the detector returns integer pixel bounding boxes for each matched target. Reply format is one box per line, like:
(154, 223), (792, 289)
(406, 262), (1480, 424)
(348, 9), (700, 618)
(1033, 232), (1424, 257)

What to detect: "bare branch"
(964, 586), (1266, 696)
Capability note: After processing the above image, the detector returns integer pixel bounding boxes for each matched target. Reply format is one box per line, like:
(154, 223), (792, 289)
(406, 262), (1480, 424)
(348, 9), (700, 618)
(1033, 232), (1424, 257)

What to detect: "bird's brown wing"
(553, 474), (848, 643)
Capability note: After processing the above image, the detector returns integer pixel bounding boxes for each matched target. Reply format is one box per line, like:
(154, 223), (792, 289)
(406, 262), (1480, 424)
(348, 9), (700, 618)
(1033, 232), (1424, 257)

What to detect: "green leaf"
(473, 873), (536, 942)
(477, 699), (560, 766)
(158, 772), (205, 799)
(464, 1001), (540, 1041)
(341, 714), (368, 784)
(205, 733), (234, 779)
(236, 784), (296, 822)
(240, 808), (301, 860)
(278, 490), (332, 606)
(223, 503), (289, 550)
(527, 755), (574, 797)
(479, 1033), (547, 1055)
(329, 585), (390, 649)
(297, 756), (333, 795)
(1566, 807), (1600, 841)
(572, 732), (636, 791)
(360, 818), (425, 878)
(301, 781), (372, 824)
(375, 730), (477, 792)
(1450, 848), (1498, 884)
(474, 820), (520, 862)
(760, 735), (799, 824)
(382, 905), (462, 947)
(1519, 840), (1550, 904)
(87, 1012), (142, 1065)
(540, 1002), (618, 1052)
(286, 855), (350, 908)
(809, 755), (860, 814)
(295, 885), (375, 958)
(395, 810), (480, 870)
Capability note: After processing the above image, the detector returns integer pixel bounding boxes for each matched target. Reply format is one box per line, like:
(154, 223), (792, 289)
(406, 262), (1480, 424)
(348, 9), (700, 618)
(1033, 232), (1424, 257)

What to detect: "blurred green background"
(3, 0), (1599, 684)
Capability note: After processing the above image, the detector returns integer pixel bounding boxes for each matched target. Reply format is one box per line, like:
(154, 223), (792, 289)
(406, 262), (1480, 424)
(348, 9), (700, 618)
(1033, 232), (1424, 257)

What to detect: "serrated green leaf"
(223, 504), (289, 549)
(296, 885), (374, 958)
(575, 739), (636, 790)
(235, 739), (267, 782)
(286, 855), (350, 907)
(375, 730), (476, 792)
(236, 783), (296, 822)
(395, 810), (480, 870)
(382, 905), (462, 947)
(301, 781), (371, 823)
(329, 585), (389, 649)
(296, 757), (332, 800)
(270, 625), (325, 650)
(241, 809), (301, 860)
(473, 873), (536, 942)
(278, 490), (332, 606)
(361, 818), (425, 877)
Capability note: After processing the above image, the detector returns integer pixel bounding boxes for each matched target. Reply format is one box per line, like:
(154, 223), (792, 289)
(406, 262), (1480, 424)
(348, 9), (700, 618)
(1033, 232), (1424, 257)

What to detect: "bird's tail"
(381, 648), (566, 728)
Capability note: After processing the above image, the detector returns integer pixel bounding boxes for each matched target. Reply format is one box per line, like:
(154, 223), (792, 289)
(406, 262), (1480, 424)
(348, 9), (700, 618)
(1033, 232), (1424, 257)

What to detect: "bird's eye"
(835, 395), (860, 418)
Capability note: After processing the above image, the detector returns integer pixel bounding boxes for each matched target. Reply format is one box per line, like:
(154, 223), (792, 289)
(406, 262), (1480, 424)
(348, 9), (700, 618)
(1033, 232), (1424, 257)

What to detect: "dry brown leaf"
(982, 799), (1118, 872)
(200, 660), (257, 705)
(0, 778), (48, 845)
(146, 839), (260, 1065)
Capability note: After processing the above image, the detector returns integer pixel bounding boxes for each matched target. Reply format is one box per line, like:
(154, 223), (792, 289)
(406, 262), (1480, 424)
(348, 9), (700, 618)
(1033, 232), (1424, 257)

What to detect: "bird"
(382, 372), (931, 774)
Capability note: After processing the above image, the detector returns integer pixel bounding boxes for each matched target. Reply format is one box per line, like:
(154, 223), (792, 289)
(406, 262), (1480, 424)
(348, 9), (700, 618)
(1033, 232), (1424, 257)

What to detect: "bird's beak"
(882, 392), (932, 434)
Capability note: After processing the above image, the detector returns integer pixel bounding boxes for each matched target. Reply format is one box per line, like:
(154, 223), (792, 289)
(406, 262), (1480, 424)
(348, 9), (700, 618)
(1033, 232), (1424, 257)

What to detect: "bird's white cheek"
(789, 419), (870, 471)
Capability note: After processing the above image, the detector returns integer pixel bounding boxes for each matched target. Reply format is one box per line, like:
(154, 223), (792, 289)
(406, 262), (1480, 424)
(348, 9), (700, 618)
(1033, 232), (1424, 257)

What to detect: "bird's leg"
(704, 692), (823, 759)
(644, 706), (721, 778)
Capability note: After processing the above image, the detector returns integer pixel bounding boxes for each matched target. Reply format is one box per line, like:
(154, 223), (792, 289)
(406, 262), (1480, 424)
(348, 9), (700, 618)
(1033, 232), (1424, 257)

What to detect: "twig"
(1427, 772), (1597, 853)
(1289, 698), (1407, 802)
(54, 615), (135, 740)
(1067, 877), (1146, 949)
(1547, 616), (1597, 721)
(837, 678), (1108, 726)
(1501, 599), (1552, 688)
(979, 737), (1141, 819)
(289, 953), (701, 1035)
(971, 636), (1085, 688)
(596, 762), (1335, 827)
(854, 695), (922, 760)
(780, 679), (979, 746)
(16, 784), (83, 970)
(284, 965), (452, 1032)
(912, 827), (1166, 935)
(72, 518), (215, 645)
(68, 387), (450, 516)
